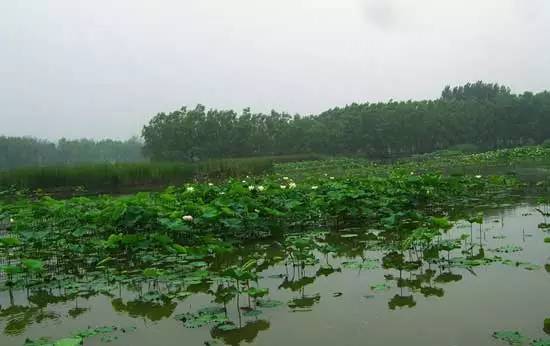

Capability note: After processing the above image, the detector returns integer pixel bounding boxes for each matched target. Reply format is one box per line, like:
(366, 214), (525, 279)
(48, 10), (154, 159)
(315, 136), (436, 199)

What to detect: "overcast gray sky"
(1, 0), (549, 140)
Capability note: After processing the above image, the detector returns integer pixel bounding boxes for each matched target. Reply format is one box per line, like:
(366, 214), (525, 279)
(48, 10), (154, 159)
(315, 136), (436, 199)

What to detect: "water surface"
(1, 204), (549, 345)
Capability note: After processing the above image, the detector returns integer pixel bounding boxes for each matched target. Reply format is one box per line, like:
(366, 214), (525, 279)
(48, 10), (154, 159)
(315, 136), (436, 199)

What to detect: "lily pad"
(531, 340), (550, 346)
(175, 307), (228, 328)
(242, 309), (263, 317)
(492, 330), (526, 345)
(256, 299), (284, 308)
(370, 283), (391, 292)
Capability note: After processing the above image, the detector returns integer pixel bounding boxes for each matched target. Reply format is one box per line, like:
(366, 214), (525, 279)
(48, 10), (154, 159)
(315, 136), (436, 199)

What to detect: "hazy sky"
(1, 0), (549, 140)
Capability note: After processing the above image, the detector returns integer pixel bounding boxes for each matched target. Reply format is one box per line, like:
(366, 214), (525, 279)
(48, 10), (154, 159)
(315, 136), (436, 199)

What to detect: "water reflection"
(211, 319), (270, 346)
(1, 204), (549, 345)
(111, 297), (177, 321)
(0, 304), (59, 336)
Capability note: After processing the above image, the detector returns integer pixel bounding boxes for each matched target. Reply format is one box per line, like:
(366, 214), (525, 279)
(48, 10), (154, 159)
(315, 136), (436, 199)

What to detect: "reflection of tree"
(420, 286), (444, 297)
(186, 280), (212, 294)
(211, 319), (270, 346)
(388, 294), (416, 310)
(316, 266), (341, 277)
(397, 277), (422, 290)
(68, 307), (89, 318)
(434, 272), (462, 283)
(544, 318), (550, 335)
(111, 297), (176, 321)
(28, 289), (77, 307)
(288, 294), (320, 310)
(382, 252), (421, 271)
(0, 305), (59, 336)
(278, 276), (315, 291)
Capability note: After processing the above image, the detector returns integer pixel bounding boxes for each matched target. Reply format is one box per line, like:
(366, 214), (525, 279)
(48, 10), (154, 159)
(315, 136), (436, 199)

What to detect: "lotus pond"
(0, 153), (549, 345)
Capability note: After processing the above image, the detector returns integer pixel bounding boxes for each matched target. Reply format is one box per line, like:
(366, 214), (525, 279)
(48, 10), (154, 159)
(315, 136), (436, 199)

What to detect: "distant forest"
(142, 82), (550, 161)
(2, 81), (550, 169)
(0, 137), (144, 170)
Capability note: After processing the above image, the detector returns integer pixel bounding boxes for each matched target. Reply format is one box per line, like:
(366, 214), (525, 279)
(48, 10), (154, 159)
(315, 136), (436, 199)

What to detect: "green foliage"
(142, 83), (550, 160)
(0, 158), (273, 191)
(175, 307), (228, 328)
(531, 340), (550, 346)
(492, 330), (526, 345)
(0, 136), (143, 170)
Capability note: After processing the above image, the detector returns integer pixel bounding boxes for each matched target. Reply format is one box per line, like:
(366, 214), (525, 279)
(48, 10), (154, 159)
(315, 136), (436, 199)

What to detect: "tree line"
(3, 81), (549, 169)
(0, 137), (144, 170)
(142, 82), (550, 161)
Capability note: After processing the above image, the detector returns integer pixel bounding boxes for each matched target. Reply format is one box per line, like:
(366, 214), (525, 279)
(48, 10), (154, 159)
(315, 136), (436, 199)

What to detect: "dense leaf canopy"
(142, 82), (550, 161)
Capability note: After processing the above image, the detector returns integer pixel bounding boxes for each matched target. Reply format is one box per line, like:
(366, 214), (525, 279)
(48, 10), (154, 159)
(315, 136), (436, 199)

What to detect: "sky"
(1, 0), (549, 140)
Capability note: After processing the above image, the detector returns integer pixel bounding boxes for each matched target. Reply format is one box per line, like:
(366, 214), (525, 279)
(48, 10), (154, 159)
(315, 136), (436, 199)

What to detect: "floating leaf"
(243, 309), (263, 317)
(54, 338), (83, 346)
(370, 283), (391, 292)
(256, 299), (283, 308)
(175, 307), (228, 328)
(492, 330), (526, 345)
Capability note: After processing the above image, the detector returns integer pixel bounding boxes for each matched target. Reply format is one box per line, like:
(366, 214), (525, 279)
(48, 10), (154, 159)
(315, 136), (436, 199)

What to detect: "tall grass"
(0, 154), (323, 192)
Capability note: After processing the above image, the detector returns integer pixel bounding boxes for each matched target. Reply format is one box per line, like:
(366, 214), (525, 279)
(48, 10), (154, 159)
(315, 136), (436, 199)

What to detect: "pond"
(1, 204), (549, 346)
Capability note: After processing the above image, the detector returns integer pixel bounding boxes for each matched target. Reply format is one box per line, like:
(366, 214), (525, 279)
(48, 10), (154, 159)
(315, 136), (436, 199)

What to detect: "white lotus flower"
(208, 183), (214, 186)
(249, 185), (255, 191)
(475, 175), (482, 179)
(257, 185), (265, 191)
(254, 209), (260, 213)
(219, 192), (225, 195)
(283, 176), (289, 180)
(329, 176), (335, 180)
(280, 185), (287, 189)
(289, 182), (297, 189)
(182, 215), (194, 222)
(311, 186), (318, 190)
(186, 186), (195, 192)
(9, 218), (14, 223)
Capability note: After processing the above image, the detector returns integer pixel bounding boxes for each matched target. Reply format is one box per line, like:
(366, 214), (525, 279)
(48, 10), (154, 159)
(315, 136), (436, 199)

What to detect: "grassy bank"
(0, 154), (323, 194)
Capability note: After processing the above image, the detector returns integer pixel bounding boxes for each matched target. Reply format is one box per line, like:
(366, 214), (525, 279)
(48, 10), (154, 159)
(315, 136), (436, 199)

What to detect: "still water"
(1, 204), (549, 345)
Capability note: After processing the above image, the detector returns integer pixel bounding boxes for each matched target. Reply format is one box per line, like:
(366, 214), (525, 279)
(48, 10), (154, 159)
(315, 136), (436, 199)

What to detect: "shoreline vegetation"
(1, 146), (549, 197)
(0, 154), (323, 196)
